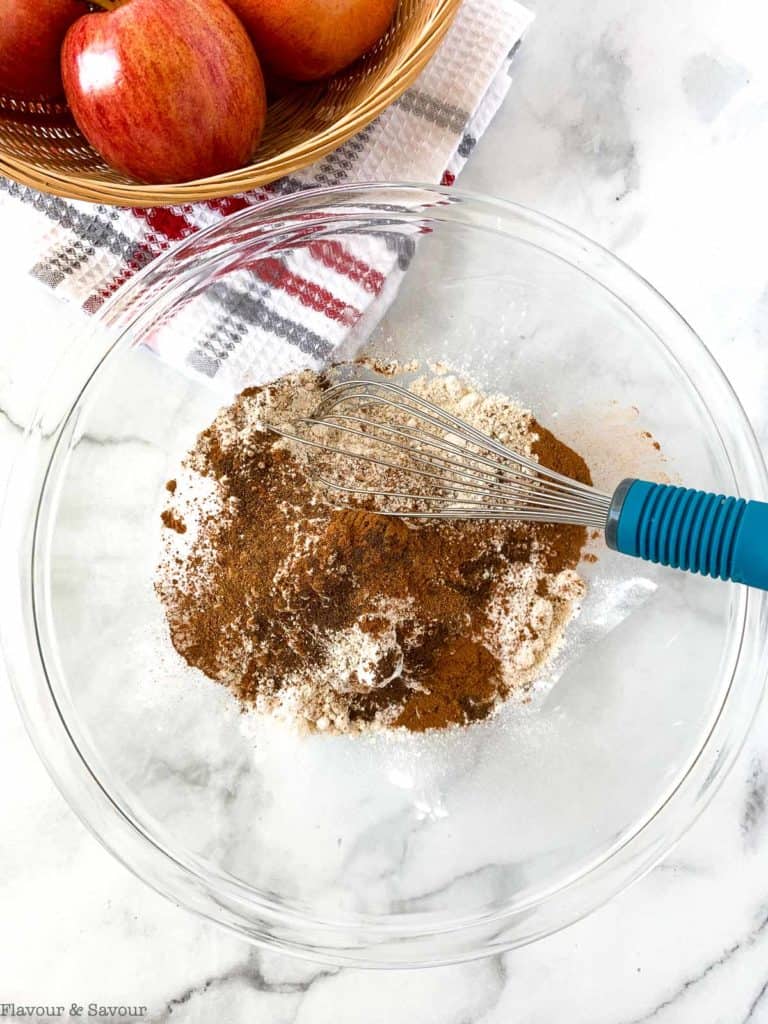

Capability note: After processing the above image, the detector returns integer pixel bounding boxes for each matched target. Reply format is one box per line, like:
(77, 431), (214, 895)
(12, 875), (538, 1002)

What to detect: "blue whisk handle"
(606, 479), (768, 590)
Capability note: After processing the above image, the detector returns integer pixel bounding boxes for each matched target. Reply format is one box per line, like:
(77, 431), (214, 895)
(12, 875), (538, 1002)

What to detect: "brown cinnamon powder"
(156, 368), (590, 733)
(160, 509), (186, 534)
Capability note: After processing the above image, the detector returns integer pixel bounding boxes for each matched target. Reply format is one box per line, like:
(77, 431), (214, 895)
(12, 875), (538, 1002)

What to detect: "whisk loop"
(270, 379), (613, 527)
(269, 378), (768, 592)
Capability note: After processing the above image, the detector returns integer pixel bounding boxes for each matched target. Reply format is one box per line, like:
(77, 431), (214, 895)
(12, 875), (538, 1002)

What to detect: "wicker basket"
(0, 0), (460, 207)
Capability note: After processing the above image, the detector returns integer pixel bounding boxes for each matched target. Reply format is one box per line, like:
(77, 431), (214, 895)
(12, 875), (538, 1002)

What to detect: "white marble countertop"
(3, 0), (768, 1019)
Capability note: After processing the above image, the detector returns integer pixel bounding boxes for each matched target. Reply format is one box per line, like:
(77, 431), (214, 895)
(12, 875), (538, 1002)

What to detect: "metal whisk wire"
(270, 379), (613, 528)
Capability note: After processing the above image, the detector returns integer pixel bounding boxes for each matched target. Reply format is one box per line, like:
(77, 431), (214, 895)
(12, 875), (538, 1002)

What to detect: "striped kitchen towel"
(0, 0), (532, 392)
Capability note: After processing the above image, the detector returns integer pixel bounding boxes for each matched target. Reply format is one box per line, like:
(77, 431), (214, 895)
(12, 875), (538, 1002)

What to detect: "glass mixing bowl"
(3, 185), (767, 967)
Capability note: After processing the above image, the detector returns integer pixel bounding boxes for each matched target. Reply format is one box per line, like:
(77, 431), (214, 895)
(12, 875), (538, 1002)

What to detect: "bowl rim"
(3, 183), (767, 966)
(0, 0), (460, 207)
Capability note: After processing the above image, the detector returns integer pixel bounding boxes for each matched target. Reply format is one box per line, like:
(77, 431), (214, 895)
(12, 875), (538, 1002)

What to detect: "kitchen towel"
(0, 0), (532, 392)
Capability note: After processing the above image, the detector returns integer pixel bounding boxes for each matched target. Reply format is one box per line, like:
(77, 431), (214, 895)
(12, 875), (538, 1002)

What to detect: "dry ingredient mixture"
(156, 366), (591, 733)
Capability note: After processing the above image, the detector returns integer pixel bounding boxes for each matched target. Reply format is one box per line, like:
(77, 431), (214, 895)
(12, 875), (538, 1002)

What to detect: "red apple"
(61, 0), (267, 184)
(0, 0), (85, 98)
(226, 0), (398, 82)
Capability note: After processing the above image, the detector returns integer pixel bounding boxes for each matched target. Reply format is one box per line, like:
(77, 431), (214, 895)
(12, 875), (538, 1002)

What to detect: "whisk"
(271, 379), (768, 591)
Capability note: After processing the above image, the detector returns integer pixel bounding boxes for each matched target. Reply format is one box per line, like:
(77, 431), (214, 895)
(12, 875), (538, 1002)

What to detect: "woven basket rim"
(0, 0), (461, 207)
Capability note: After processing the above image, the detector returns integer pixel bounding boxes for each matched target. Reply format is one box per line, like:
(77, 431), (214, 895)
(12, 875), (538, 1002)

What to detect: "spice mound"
(156, 367), (590, 734)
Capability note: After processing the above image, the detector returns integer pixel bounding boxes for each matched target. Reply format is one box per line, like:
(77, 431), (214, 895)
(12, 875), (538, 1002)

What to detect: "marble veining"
(150, 952), (341, 1024)
(622, 904), (768, 1024)
(741, 756), (768, 848)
